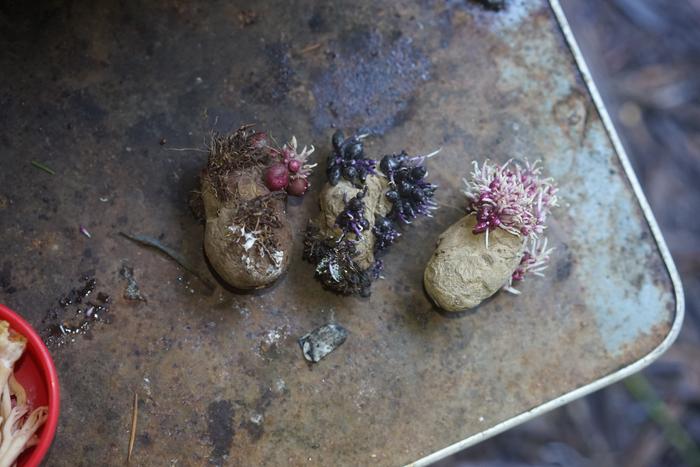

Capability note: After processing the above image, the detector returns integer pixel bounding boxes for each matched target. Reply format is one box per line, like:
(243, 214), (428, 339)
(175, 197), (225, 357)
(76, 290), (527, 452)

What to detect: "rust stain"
(553, 88), (589, 144)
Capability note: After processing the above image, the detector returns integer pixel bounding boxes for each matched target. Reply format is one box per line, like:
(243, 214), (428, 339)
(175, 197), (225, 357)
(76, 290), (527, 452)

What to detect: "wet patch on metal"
(311, 28), (430, 134)
(206, 400), (235, 464)
(241, 42), (297, 105)
(40, 276), (112, 349)
(0, 0), (679, 465)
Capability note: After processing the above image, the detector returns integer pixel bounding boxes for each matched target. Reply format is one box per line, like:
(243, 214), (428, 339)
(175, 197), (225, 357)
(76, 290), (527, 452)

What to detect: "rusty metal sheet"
(0, 0), (682, 466)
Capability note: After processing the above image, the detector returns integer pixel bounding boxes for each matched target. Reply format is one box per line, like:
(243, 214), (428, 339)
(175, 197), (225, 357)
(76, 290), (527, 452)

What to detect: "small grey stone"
(298, 323), (349, 363)
(120, 265), (146, 302)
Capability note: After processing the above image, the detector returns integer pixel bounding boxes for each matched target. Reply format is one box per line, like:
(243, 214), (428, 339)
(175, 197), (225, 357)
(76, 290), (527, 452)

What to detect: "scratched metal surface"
(0, 0), (678, 466)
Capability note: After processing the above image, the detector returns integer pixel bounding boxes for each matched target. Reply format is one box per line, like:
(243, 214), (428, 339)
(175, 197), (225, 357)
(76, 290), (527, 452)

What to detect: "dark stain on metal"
(299, 323), (349, 362)
(240, 418), (264, 442)
(239, 385), (278, 443)
(67, 89), (108, 125)
(237, 9), (259, 27)
(472, 0), (507, 11)
(632, 273), (644, 290)
(206, 400), (235, 464)
(311, 28), (430, 133)
(308, 8), (327, 33)
(241, 42), (296, 105)
(137, 432), (153, 447)
(555, 245), (574, 282)
(0, 261), (13, 294)
(553, 89), (589, 144)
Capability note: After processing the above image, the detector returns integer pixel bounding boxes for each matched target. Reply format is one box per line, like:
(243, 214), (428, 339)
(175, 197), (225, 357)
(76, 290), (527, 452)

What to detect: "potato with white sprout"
(0, 321), (48, 466)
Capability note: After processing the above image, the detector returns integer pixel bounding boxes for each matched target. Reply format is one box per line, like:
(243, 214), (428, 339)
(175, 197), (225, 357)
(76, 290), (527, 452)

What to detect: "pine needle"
(127, 391), (138, 464)
(624, 373), (700, 466)
(119, 232), (215, 291)
(30, 161), (55, 175)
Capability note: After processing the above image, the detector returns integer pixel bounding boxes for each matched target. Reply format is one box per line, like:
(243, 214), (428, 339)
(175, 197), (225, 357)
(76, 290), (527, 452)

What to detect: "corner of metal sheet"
(547, 0), (684, 357)
(408, 2), (685, 465)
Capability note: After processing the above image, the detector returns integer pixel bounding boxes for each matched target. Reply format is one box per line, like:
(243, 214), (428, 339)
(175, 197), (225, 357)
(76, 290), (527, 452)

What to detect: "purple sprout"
(335, 189), (370, 239)
(372, 215), (401, 252)
(369, 259), (384, 280)
(327, 130), (377, 187)
(303, 223), (373, 297)
(380, 150), (439, 224)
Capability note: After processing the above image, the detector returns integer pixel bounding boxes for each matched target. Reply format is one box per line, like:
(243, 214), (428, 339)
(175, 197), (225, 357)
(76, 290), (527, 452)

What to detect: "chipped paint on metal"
(471, 0), (544, 31)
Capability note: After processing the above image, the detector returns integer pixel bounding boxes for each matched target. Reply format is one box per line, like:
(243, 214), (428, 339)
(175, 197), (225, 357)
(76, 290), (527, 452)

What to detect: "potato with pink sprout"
(424, 159), (558, 311)
(198, 125), (315, 290)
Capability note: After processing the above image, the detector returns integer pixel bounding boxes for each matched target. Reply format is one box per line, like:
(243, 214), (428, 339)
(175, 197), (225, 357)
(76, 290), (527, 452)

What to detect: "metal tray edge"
(408, 1), (686, 465)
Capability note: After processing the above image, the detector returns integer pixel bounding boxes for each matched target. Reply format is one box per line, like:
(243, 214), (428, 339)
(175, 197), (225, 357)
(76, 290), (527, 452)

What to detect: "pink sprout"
(280, 136), (316, 179)
(265, 136), (317, 196)
(463, 159), (558, 247)
(463, 159), (558, 290)
(502, 236), (553, 295)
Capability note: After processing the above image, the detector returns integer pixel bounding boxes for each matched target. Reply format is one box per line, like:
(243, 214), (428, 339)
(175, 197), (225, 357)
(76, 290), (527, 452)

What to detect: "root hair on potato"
(225, 192), (285, 262)
(204, 126), (270, 202)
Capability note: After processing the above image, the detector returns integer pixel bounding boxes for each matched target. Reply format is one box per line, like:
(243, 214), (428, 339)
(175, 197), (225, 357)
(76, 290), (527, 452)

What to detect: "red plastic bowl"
(0, 304), (60, 467)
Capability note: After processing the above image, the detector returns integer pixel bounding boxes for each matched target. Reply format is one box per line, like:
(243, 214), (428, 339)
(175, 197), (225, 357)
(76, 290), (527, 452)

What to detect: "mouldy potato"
(303, 130), (438, 296)
(198, 125), (315, 290)
(424, 159), (558, 312)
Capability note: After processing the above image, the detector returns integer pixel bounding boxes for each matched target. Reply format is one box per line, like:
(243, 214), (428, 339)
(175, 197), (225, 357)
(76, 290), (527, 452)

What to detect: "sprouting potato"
(304, 130), (439, 296)
(197, 125), (315, 290)
(424, 159), (558, 311)
(424, 215), (524, 311)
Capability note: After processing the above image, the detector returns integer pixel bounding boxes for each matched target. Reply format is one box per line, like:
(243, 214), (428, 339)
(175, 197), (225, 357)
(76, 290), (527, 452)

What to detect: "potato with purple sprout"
(424, 159), (558, 311)
(304, 130), (440, 296)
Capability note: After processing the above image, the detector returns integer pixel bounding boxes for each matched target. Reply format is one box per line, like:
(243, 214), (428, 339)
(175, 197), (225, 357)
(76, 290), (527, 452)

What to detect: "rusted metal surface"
(0, 1), (680, 465)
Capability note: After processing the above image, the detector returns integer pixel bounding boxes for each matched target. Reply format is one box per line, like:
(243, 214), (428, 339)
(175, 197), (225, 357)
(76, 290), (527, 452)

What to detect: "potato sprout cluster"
(304, 130), (438, 296)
